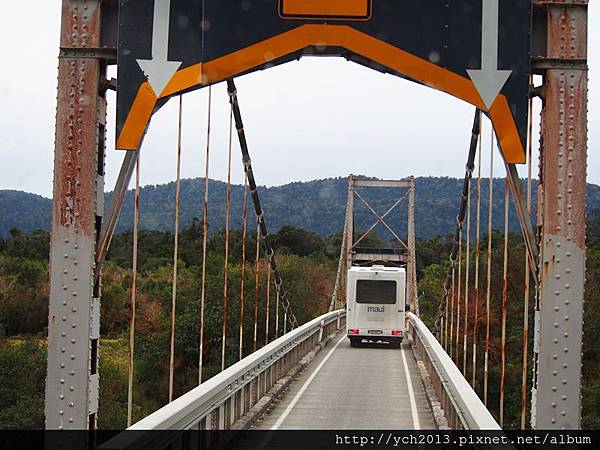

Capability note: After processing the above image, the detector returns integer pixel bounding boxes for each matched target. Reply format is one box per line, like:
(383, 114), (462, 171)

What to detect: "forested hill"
(2, 177), (600, 239)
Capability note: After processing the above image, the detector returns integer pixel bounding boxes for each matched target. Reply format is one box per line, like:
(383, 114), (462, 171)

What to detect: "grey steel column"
(46, 0), (106, 430)
(532, 0), (588, 430)
(407, 177), (418, 315)
(345, 176), (355, 270)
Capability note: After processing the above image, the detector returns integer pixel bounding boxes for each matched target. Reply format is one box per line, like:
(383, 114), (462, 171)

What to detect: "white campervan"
(346, 265), (406, 348)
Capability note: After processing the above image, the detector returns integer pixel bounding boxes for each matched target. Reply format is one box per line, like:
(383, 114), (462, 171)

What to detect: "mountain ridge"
(2, 176), (600, 239)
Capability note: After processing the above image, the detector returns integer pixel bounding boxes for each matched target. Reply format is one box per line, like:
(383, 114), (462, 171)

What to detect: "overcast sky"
(0, 1), (597, 198)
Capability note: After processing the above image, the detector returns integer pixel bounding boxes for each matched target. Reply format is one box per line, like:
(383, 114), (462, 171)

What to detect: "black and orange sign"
(117, 0), (532, 163)
(279, 0), (372, 20)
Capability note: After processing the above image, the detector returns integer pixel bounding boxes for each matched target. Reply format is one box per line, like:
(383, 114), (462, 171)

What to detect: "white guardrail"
(100, 310), (346, 450)
(406, 312), (500, 430)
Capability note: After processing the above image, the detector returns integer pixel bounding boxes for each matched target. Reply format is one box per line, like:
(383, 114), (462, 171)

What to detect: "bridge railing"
(406, 313), (499, 430)
(100, 310), (346, 450)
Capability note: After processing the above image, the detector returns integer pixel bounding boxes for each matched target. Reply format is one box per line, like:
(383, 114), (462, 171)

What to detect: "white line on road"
(271, 334), (346, 430)
(401, 345), (421, 429)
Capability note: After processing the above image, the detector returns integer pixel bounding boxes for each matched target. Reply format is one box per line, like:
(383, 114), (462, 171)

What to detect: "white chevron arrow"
(137, 0), (182, 97)
(467, 0), (512, 109)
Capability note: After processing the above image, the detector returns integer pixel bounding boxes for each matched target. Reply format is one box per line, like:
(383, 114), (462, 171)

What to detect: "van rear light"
(348, 329), (359, 335)
(391, 330), (402, 336)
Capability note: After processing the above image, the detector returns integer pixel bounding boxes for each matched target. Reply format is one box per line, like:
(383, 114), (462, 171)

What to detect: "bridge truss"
(45, 0), (588, 434)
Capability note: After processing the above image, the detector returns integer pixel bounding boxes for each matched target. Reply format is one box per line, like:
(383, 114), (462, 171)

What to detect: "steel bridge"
(45, 0), (588, 446)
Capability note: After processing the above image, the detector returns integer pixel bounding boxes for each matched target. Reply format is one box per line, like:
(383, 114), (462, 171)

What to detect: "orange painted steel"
(116, 25), (524, 164)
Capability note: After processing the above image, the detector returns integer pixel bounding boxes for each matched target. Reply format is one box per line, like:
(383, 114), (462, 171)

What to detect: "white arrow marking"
(467, 0), (512, 109)
(137, 0), (182, 97)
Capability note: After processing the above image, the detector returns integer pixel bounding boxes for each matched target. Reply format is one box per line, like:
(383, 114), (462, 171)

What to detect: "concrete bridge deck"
(254, 335), (435, 430)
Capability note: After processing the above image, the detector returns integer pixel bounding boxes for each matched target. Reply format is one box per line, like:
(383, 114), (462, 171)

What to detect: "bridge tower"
(531, 0), (588, 429)
(344, 176), (418, 315)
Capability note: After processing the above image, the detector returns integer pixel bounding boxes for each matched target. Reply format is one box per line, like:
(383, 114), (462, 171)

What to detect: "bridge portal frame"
(344, 176), (418, 315)
(45, 0), (589, 432)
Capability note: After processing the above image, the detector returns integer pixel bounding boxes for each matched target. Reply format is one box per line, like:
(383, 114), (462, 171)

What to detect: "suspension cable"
(226, 78), (299, 329)
(265, 262), (271, 345)
(127, 153), (140, 427)
(521, 87), (534, 430)
(463, 174), (472, 375)
(199, 87), (211, 384)
(253, 222), (260, 352)
(472, 114), (483, 388)
(239, 173), (248, 361)
(435, 110), (480, 340)
(484, 126), (494, 407)
(500, 175), (510, 427)
(449, 265), (455, 354)
(169, 95), (183, 403)
(275, 283), (280, 338)
(198, 86), (212, 385)
(221, 102), (233, 372)
(456, 228), (462, 364)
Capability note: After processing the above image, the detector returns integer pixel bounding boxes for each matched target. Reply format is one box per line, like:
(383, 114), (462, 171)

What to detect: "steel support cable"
(449, 266), (455, 354)
(275, 283), (280, 338)
(435, 109), (481, 339)
(199, 86), (211, 384)
(456, 229), (462, 364)
(329, 189), (351, 312)
(239, 174), (248, 361)
(500, 176), (510, 427)
(221, 103), (234, 372)
(463, 174), (472, 376)
(521, 89), (534, 430)
(127, 153), (140, 427)
(265, 261), (271, 345)
(169, 95), (183, 403)
(472, 116), (483, 388)
(484, 127), (495, 407)
(226, 78), (299, 330)
(253, 222), (261, 352)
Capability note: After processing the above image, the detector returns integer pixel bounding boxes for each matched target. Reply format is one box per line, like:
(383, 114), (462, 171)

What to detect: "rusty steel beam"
(46, 0), (108, 431)
(532, 0), (588, 430)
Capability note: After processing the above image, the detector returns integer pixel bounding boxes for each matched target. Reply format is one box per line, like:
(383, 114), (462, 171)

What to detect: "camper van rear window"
(356, 280), (397, 305)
